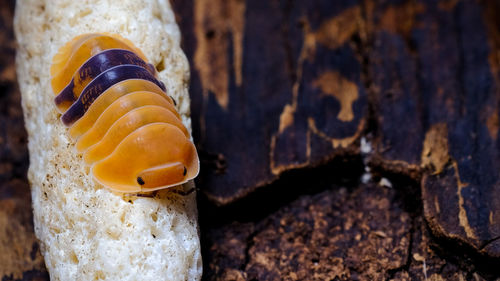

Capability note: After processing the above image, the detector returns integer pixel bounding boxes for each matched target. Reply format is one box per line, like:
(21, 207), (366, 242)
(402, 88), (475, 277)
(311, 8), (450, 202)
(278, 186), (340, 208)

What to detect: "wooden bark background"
(1, 0), (500, 280)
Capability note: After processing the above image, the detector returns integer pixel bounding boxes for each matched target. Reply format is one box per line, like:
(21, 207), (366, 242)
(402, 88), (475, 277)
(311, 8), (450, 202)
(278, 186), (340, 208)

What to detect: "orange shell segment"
(91, 123), (199, 193)
(69, 79), (176, 139)
(83, 105), (189, 164)
(75, 91), (176, 152)
(50, 34), (99, 77)
(50, 33), (148, 95)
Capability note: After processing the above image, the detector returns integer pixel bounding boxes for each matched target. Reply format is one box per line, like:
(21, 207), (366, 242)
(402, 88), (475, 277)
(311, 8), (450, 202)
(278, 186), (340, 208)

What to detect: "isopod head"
(91, 122), (199, 193)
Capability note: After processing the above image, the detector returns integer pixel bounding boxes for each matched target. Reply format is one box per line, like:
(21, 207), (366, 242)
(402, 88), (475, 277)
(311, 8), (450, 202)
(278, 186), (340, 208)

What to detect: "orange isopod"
(51, 33), (199, 193)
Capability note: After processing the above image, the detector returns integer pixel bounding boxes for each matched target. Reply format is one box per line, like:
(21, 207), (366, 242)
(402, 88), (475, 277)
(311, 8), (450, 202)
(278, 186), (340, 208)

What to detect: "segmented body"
(51, 33), (199, 193)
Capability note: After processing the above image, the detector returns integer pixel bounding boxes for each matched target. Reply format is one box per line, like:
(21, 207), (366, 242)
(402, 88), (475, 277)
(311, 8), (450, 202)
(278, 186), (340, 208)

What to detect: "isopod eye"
(137, 177), (145, 185)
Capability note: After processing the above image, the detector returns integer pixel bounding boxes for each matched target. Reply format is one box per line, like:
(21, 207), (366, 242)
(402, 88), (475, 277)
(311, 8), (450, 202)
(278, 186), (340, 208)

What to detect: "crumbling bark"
(202, 181), (494, 281)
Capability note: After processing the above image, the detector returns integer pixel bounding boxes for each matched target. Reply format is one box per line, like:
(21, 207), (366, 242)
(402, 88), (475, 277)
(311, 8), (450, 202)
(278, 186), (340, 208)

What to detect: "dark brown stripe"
(59, 64), (166, 126)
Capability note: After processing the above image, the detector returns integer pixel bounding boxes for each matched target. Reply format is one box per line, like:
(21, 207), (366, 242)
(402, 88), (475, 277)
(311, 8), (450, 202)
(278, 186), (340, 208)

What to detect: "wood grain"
(173, 0), (367, 205)
(365, 0), (500, 258)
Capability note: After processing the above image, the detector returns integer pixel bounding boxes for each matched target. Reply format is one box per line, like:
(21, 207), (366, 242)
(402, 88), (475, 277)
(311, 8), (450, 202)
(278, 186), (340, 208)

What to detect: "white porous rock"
(14, 0), (202, 280)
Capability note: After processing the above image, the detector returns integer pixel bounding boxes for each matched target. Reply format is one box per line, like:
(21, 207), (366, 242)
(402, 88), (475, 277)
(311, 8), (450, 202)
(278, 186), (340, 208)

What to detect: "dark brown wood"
(365, 0), (425, 179)
(173, 0), (500, 262)
(172, 0), (368, 205)
(202, 181), (492, 280)
(366, 0), (500, 258)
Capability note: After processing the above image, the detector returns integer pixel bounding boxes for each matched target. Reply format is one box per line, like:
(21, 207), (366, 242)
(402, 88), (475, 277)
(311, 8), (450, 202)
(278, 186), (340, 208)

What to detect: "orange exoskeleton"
(51, 33), (199, 193)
